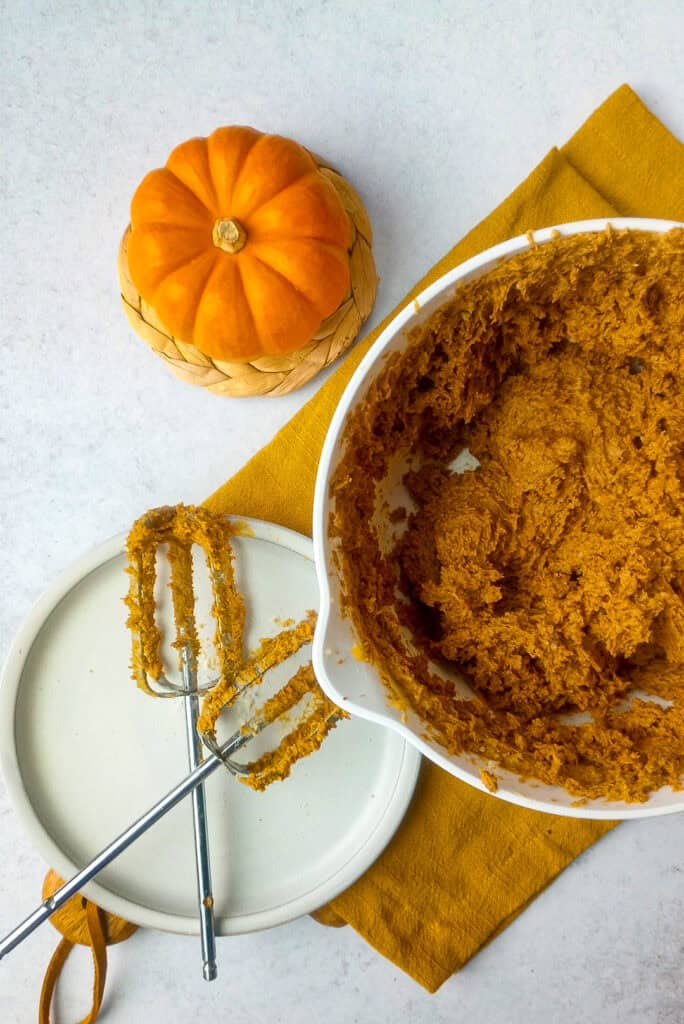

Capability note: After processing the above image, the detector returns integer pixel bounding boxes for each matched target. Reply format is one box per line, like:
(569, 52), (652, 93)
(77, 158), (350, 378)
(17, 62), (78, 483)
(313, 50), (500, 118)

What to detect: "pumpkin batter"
(331, 228), (684, 803)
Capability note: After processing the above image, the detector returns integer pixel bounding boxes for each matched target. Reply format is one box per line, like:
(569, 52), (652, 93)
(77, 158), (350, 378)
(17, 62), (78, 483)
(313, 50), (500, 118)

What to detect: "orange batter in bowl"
(331, 228), (684, 803)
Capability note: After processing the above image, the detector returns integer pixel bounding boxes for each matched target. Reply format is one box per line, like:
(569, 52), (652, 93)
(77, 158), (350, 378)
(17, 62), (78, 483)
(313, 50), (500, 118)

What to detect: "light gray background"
(1, 2), (683, 1021)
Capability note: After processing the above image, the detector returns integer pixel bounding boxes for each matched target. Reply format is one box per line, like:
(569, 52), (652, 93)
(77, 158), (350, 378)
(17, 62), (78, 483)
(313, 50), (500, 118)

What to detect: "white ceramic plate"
(0, 517), (420, 935)
(313, 217), (684, 820)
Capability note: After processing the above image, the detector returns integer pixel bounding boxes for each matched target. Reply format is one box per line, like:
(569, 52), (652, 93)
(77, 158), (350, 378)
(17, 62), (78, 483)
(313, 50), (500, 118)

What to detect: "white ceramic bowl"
(313, 217), (684, 820)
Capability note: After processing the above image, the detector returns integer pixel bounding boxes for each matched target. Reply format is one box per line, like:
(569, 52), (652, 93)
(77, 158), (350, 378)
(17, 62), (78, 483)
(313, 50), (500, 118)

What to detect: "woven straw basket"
(118, 159), (378, 397)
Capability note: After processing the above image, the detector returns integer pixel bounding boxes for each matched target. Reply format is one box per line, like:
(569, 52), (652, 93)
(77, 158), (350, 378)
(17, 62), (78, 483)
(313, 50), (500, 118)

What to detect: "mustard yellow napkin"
(205, 85), (684, 992)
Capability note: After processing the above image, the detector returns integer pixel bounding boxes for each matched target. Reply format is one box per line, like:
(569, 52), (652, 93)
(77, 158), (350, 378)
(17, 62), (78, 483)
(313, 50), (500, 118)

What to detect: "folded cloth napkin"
(205, 85), (684, 992)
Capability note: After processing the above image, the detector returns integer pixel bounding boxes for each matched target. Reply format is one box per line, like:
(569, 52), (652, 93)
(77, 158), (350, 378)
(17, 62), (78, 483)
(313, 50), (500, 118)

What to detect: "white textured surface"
(1, 1), (683, 1021)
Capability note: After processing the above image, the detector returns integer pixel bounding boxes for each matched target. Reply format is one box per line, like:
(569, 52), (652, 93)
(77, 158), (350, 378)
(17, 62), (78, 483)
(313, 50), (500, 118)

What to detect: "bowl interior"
(313, 218), (684, 820)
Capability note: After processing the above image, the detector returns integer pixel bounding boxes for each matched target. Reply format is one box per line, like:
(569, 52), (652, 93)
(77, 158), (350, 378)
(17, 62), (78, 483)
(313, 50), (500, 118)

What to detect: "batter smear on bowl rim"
(331, 228), (684, 803)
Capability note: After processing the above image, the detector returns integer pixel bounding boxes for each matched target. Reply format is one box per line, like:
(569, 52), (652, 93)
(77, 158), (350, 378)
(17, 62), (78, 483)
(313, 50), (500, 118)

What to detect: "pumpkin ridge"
(234, 260), (261, 352)
(132, 169), (213, 232)
(246, 171), (343, 224)
(189, 251), (226, 343)
(249, 230), (349, 248)
(239, 165), (316, 221)
(147, 250), (218, 334)
(246, 182), (352, 249)
(205, 126), (262, 208)
(247, 251), (325, 318)
(131, 230), (211, 295)
(225, 131), (269, 209)
(135, 219), (211, 235)
(177, 249), (221, 328)
(167, 151), (219, 218)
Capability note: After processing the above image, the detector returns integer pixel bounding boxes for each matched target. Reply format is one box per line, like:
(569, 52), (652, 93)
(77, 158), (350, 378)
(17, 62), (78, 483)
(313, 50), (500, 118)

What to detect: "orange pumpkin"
(127, 127), (354, 362)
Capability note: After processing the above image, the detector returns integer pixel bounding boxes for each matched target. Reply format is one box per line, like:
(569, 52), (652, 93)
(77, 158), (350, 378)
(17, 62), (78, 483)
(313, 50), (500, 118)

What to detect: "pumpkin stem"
(212, 218), (247, 254)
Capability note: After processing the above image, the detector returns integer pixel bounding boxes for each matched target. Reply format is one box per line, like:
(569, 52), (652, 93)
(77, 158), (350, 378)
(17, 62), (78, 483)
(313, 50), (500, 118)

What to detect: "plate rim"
(0, 516), (421, 935)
